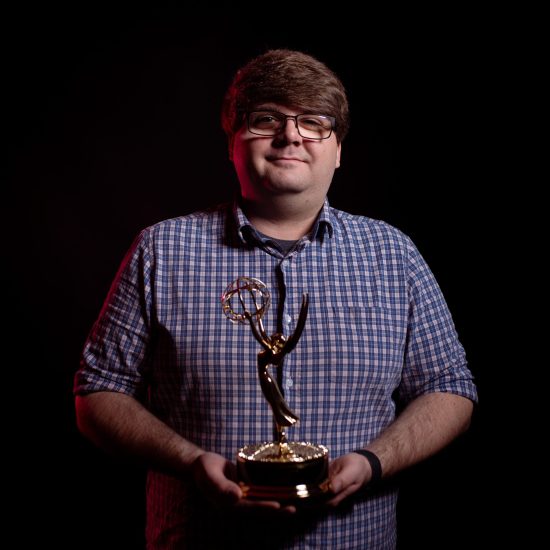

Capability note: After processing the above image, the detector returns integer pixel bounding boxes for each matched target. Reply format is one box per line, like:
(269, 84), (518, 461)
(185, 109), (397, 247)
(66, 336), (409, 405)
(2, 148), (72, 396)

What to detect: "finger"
(326, 481), (362, 507)
(328, 476), (344, 494)
(195, 455), (242, 504)
(328, 470), (354, 495)
(209, 468), (241, 495)
(235, 498), (297, 516)
(281, 504), (297, 514)
(237, 498), (296, 513)
(236, 498), (281, 510)
(328, 454), (369, 495)
(327, 457), (354, 493)
(209, 474), (242, 505)
(328, 459), (345, 480)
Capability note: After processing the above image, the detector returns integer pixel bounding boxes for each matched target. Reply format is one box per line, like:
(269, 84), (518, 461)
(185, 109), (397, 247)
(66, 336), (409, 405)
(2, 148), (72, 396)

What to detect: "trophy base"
(237, 441), (329, 502)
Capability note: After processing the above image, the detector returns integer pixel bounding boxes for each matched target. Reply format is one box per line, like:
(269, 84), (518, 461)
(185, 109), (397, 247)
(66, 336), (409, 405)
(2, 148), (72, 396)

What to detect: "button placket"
(278, 258), (293, 399)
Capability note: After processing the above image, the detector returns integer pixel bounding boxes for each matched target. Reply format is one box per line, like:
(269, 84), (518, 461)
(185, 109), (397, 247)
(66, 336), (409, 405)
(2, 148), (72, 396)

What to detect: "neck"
(241, 195), (324, 240)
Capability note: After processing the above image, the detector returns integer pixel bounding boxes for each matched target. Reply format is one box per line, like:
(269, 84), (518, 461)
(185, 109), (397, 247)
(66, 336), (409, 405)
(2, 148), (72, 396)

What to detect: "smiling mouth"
(267, 157), (305, 162)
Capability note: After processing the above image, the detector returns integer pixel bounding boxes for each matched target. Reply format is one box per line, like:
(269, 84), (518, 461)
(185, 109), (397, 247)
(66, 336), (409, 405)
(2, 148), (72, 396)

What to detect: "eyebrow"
(253, 105), (320, 115)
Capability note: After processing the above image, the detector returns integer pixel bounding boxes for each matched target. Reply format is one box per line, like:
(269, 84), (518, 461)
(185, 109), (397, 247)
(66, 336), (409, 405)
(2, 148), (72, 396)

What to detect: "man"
(75, 49), (477, 549)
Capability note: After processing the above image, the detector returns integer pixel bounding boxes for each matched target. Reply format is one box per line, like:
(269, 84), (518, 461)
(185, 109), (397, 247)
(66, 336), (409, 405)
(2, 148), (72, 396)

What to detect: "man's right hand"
(190, 452), (297, 514)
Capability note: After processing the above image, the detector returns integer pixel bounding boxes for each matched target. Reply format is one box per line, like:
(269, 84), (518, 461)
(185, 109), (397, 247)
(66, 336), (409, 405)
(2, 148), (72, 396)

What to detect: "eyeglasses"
(246, 110), (336, 140)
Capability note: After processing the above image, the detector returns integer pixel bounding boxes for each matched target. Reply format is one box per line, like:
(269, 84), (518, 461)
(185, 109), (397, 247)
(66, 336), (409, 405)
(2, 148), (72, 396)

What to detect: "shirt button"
(284, 313), (292, 326)
(284, 377), (294, 390)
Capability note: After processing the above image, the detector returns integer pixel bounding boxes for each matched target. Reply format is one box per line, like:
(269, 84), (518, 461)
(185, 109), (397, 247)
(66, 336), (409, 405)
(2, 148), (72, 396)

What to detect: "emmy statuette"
(221, 277), (329, 502)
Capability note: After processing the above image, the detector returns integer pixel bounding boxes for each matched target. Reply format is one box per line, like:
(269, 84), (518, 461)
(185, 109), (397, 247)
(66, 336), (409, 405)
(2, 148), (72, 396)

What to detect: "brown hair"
(221, 49), (350, 145)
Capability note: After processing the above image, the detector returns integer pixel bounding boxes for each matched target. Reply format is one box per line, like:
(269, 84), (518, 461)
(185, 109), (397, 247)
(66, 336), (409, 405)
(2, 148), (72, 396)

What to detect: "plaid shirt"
(75, 199), (477, 549)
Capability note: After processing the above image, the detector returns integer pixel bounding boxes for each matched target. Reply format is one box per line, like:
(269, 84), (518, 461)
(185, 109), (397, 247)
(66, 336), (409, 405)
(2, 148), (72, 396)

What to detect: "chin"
(262, 173), (309, 190)
(265, 180), (310, 194)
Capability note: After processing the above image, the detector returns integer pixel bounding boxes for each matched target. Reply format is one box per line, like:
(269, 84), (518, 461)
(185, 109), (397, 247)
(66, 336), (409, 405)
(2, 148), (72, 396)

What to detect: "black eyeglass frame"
(245, 110), (337, 140)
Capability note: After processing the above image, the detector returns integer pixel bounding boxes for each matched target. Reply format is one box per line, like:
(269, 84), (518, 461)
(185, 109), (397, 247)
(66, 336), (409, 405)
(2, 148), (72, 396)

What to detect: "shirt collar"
(233, 198), (334, 246)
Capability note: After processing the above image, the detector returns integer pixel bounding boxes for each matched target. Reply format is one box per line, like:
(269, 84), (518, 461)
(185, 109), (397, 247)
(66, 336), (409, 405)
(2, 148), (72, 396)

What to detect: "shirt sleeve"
(396, 236), (478, 405)
(74, 228), (154, 399)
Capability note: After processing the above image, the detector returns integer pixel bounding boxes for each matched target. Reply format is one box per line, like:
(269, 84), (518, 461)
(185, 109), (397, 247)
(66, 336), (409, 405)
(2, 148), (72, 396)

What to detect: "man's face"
(231, 103), (341, 202)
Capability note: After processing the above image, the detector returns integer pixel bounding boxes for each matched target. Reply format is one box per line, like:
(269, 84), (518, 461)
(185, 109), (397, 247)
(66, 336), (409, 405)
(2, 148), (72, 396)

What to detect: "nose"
(276, 117), (303, 144)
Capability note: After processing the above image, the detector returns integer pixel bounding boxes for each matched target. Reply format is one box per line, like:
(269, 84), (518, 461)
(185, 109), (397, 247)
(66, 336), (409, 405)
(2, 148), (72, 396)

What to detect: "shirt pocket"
(319, 304), (406, 393)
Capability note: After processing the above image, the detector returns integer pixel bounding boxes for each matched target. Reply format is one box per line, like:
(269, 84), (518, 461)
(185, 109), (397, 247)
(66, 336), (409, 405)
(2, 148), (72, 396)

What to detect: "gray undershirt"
(257, 231), (299, 256)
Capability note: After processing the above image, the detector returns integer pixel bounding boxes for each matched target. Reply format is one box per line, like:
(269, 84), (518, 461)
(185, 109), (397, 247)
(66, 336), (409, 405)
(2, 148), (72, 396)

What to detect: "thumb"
(328, 459), (347, 493)
(204, 455), (242, 503)
(213, 472), (242, 503)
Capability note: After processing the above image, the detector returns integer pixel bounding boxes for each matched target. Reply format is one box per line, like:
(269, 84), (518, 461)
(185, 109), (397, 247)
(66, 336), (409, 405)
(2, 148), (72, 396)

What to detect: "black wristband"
(353, 449), (382, 486)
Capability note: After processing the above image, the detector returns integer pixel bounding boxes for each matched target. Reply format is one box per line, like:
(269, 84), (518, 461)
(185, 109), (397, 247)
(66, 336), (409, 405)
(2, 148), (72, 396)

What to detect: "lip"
(267, 156), (306, 162)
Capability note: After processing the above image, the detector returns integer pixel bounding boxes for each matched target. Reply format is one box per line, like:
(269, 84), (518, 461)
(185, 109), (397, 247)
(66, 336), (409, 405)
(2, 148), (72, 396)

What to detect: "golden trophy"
(221, 277), (329, 502)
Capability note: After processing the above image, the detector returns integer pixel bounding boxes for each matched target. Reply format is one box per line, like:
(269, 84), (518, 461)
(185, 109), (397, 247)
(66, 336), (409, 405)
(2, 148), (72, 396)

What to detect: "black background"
(6, 6), (518, 548)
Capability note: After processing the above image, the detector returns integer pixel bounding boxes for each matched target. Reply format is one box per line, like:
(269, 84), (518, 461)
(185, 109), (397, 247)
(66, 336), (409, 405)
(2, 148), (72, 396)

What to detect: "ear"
(335, 142), (342, 168)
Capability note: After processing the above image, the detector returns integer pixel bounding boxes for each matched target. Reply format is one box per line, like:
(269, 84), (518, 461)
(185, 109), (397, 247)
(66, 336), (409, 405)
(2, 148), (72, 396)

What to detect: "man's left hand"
(326, 453), (372, 507)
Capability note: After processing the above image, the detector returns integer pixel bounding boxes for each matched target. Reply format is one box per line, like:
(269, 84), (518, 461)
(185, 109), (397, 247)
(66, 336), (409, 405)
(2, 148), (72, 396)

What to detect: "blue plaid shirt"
(75, 199), (477, 549)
